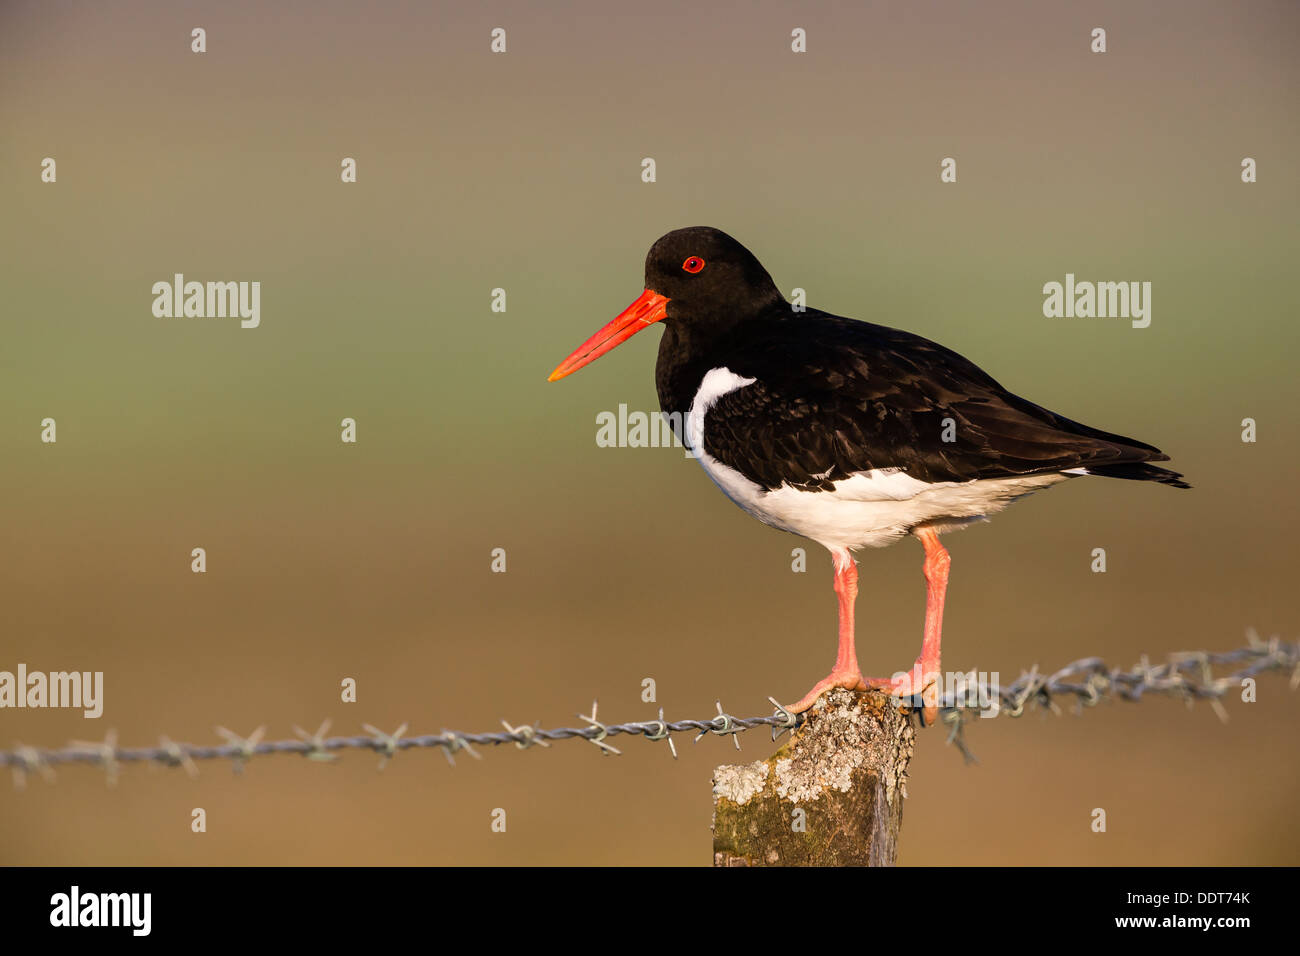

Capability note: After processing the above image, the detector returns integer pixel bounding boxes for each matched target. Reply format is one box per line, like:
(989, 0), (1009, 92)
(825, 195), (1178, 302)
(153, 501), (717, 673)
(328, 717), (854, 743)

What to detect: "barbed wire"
(938, 631), (1298, 762)
(2, 632), (1295, 786)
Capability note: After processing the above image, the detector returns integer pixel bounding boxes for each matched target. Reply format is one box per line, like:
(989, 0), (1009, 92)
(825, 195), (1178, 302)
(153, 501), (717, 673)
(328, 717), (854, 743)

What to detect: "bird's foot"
(786, 667), (868, 715)
(885, 657), (942, 725)
(787, 660), (941, 723)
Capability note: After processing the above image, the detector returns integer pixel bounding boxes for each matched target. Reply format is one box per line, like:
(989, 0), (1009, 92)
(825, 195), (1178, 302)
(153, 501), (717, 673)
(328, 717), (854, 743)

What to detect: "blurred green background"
(1, 0), (1297, 865)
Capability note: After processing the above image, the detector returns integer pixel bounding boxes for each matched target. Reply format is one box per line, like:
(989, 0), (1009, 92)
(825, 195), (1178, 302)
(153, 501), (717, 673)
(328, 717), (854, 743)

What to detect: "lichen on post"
(711, 687), (916, 866)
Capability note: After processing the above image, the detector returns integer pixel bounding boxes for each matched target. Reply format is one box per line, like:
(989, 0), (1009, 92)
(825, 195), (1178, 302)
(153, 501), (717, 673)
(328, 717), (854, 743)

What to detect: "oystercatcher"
(549, 227), (1188, 721)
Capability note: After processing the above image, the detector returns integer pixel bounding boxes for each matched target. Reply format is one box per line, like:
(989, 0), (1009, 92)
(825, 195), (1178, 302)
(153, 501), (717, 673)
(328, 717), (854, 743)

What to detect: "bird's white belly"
(699, 455), (1066, 550)
(685, 367), (1069, 552)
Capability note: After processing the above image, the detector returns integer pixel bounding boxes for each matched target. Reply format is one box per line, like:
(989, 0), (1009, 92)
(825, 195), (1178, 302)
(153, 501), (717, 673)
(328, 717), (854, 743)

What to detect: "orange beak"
(547, 289), (670, 382)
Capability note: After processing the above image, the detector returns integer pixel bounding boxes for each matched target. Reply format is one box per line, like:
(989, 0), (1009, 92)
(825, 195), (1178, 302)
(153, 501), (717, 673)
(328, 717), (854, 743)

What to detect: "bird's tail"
(1081, 461), (1191, 489)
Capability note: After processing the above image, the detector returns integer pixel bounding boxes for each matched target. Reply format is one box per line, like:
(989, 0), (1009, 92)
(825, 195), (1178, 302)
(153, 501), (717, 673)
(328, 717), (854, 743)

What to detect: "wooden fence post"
(711, 687), (916, 866)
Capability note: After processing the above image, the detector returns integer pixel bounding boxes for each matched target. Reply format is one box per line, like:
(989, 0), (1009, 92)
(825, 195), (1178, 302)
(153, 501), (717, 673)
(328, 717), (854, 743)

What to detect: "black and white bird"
(549, 227), (1188, 721)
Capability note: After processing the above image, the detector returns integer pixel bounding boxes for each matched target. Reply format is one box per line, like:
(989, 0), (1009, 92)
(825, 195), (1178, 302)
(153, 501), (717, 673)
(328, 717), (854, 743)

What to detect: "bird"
(548, 226), (1188, 722)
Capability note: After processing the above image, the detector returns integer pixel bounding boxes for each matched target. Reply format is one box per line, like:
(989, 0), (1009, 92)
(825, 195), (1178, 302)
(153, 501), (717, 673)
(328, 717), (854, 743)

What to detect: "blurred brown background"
(1, 0), (1297, 865)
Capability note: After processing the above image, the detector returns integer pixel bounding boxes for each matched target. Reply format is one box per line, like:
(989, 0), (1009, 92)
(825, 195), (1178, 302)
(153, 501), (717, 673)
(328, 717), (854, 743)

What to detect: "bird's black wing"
(701, 311), (1187, 490)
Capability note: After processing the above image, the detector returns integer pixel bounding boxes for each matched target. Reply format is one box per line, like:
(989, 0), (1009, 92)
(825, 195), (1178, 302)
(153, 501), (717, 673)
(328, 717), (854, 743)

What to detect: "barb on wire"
(0, 635), (1294, 785)
(932, 630), (1299, 762)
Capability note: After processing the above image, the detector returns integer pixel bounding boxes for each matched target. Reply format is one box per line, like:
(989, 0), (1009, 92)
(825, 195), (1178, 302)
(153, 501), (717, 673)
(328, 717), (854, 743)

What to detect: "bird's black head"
(548, 226), (783, 381)
(644, 226), (784, 321)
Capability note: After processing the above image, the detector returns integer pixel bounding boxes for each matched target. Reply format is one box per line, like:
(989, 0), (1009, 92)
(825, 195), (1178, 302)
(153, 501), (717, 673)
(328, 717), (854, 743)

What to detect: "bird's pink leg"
(786, 536), (950, 719)
(786, 553), (867, 714)
(892, 528), (950, 723)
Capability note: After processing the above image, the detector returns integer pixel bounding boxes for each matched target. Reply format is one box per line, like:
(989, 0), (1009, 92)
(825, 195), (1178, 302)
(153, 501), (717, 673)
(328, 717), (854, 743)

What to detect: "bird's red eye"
(682, 256), (705, 274)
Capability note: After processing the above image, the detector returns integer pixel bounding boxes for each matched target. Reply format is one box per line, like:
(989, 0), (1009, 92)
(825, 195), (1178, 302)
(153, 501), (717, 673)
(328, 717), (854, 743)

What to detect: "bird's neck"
(654, 304), (785, 419)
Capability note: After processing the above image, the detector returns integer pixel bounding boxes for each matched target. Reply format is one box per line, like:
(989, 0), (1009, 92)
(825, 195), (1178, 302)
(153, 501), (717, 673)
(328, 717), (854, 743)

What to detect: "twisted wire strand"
(2, 634), (1295, 784)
